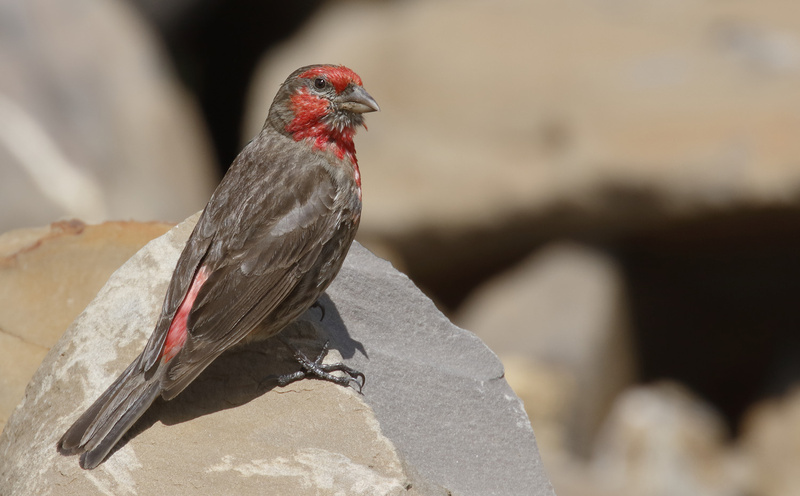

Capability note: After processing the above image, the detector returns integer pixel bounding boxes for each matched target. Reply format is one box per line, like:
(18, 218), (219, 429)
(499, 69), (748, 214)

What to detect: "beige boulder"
(739, 387), (800, 496)
(589, 382), (740, 496)
(0, 219), (171, 430)
(0, 0), (216, 232)
(246, 0), (800, 241)
(0, 216), (552, 495)
(457, 242), (635, 461)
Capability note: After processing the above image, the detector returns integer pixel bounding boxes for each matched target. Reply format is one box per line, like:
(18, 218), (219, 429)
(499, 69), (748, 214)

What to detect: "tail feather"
(58, 355), (165, 469)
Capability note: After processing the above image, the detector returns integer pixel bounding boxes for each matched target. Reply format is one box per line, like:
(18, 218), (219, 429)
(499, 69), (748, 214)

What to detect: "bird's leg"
(310, 300), (326, 321)
(276, 337), (365, 393)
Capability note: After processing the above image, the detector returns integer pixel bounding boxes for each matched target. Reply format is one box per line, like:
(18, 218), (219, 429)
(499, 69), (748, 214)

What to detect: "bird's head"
(268, 64), (379, 162)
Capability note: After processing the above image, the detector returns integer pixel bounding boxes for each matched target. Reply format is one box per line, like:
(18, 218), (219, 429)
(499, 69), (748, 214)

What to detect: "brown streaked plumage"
(57, 64), (379, 469)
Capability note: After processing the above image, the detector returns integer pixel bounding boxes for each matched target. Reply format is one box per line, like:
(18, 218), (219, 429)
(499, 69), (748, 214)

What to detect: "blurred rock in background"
(126, 0), (323, 170)
(2, 0), (800, 494)
(245, 0), (800, 310)
(739, 387), (800, 496)
(586, 382), (742, 496)
(0, 0), (216, 232)
(457, 242), (635, 461)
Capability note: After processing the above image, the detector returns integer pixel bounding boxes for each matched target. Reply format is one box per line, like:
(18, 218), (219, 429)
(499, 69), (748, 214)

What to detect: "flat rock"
(0, 215), (553, 495)
(0, 219), (171, 431)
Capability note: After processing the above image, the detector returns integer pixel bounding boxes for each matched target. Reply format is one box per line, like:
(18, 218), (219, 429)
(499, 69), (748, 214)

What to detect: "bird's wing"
(138, 137), (320, 374)
(159, 161), (350, 399)
(139, 217), (215, 374)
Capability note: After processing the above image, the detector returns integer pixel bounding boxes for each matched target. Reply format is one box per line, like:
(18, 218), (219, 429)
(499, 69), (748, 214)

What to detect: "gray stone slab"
(0, 215), (553, 495)
(323, 242), (554, 495)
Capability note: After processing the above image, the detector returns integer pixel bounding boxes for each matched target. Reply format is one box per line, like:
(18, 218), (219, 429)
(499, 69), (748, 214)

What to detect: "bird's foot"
(277, 338), (364, 393)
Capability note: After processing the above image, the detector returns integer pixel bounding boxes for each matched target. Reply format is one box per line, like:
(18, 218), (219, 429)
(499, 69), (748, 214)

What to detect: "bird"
(57, 64), (379, 470)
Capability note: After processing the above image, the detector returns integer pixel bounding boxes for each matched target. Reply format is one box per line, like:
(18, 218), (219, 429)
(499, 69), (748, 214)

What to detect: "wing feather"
(140, 227), (215, 373)
(160, 148), (353, 398)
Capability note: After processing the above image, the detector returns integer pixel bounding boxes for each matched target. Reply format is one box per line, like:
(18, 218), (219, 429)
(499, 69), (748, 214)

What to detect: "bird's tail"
(58, 355), (164, 469)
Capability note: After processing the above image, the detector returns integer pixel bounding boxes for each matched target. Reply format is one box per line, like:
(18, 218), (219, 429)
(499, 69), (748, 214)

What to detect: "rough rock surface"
(0, 0), (216, 232)
(0, 220), (171, 430)
(0, 215), (553, 495)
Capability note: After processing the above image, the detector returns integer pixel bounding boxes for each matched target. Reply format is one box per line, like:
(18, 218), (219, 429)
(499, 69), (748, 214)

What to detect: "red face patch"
(298, 65), (363, 93)
(286, 65), (366, 174)
(288, 88), (329, 132)
(286, 87), (358, 162)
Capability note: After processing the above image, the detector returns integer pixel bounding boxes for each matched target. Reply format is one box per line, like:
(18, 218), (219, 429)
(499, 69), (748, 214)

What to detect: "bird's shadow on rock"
(109, 294), (365, 460)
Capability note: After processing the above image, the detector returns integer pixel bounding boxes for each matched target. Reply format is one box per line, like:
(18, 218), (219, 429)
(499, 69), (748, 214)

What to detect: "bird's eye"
(314, 77), (327, 89)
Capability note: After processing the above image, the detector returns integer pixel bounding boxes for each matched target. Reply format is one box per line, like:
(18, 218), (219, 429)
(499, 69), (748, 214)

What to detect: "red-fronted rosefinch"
(58, 64), (378, 469)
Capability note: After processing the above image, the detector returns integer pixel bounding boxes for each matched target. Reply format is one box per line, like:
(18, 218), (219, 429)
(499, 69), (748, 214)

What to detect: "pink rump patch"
(161, 266), (209, 362)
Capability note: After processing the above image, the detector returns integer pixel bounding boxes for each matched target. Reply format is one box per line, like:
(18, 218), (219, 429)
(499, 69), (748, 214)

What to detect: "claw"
(277, 337), (364, 393)
(310, 301), (326, 321)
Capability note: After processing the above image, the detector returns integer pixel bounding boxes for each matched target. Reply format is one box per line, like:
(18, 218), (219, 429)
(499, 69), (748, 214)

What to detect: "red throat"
(286, 88), (362, 199)
(286, 88), (358, 161)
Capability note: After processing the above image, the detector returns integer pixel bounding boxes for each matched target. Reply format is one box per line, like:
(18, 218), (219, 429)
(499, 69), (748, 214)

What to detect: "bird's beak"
(338, 86), (380, 114)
